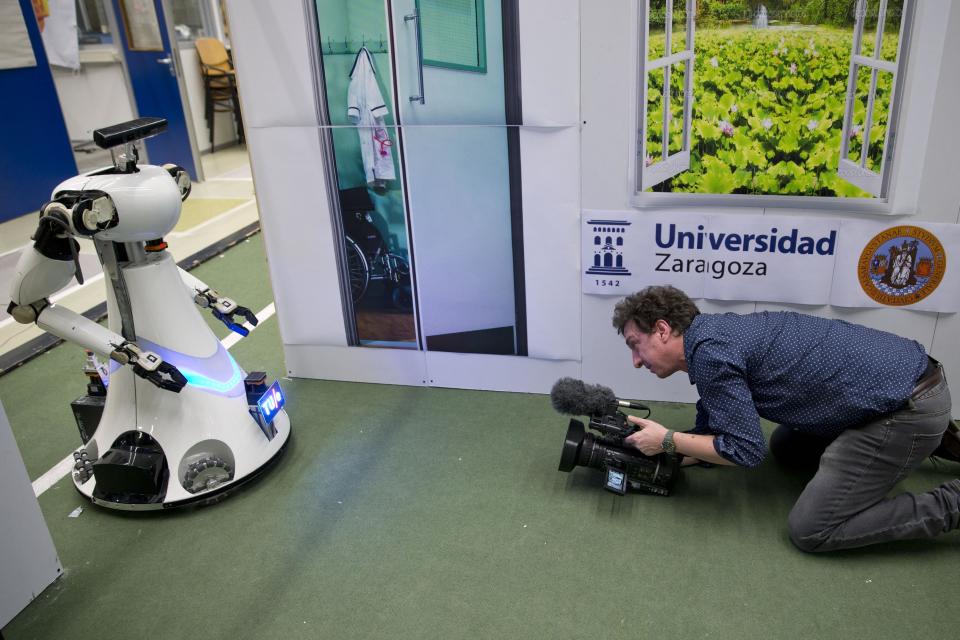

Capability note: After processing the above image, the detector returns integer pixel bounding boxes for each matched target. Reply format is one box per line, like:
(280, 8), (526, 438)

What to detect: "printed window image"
(637, 0), (911, 200)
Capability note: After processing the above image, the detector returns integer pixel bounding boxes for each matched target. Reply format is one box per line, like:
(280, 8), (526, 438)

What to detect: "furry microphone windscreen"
(550, 377), (617, 415)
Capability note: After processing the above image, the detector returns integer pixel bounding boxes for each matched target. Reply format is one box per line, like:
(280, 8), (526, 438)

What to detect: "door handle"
(404, 11), (425, 104)
(157, 55), (176, 77)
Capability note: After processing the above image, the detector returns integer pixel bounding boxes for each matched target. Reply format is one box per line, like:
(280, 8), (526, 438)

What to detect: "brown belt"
(912, 356), (944, 400)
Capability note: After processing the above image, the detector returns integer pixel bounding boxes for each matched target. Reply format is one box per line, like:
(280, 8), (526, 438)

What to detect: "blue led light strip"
(177, 353), (244, 394)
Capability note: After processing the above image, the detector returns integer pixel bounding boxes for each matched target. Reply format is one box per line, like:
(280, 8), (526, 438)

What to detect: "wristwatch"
(661, 429), (677, 455)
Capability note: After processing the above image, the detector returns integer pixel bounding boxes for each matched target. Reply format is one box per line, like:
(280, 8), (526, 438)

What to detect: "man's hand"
(627, 417), (733, 466)
(624, 415), (669, 456)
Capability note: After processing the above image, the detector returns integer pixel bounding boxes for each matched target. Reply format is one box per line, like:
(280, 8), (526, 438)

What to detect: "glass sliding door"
(315, 0), (523, 355)
(391, 0), (518, 354)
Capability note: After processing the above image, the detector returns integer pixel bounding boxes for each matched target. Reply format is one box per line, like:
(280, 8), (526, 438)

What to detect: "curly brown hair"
(611, 286), (700, 335)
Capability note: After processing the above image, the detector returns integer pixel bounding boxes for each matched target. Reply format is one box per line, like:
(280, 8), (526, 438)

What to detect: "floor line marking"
(31, 301), (277, 497)
(32, 454), (77, 497)
(221, 303), (276, 349)
(167, 199), (256, 238)
(0, 243), (30, 260)
(0, 273), (106, 332)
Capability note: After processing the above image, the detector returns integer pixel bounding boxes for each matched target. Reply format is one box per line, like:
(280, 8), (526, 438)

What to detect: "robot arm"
(7, 200), (187, 393)
(7, 192), (120, 307)
(178, 267), (259, 337)
(37, 305), (187, 392)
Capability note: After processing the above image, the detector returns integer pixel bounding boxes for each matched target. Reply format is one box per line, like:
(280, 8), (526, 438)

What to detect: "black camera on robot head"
(92, 117), (168, 174)
(550, 377), (679, 496)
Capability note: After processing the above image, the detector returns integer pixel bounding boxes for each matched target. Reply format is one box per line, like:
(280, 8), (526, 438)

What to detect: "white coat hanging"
(347, 47), (396, 185)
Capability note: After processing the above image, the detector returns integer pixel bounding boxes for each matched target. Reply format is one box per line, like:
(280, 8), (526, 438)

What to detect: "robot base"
(68, 327), (292, 512)
(72, 409), (290, 511)
(68, 246), (292, 511)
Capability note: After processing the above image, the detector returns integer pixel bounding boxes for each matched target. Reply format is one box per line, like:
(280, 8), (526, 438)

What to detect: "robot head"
(52, 165), (185, 242)
(49, 118), (191, 242)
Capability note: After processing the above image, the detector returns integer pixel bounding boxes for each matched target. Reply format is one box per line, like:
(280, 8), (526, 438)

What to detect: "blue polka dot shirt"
(683, 311), (928, 467)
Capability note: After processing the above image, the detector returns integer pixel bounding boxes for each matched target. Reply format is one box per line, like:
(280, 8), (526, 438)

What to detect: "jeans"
(772, 369), (960, 552)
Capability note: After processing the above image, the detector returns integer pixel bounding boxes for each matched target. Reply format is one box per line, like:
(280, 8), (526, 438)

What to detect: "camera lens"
(558, 419), (610, 472)
(578, 432), (605, 469)
(558, 419), (585, 472)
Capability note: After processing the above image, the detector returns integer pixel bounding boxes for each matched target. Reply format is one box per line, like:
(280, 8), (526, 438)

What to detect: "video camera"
(551, 378), (679, 496)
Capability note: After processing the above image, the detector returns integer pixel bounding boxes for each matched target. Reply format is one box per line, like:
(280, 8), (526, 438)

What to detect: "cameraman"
(613, 285), (960, 552)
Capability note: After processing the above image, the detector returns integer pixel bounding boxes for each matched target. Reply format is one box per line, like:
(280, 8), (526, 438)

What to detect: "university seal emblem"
(858, 225), (946, 306)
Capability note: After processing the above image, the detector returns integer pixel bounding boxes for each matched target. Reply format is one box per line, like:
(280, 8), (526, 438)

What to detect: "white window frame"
(637, 0), (695, 191)
(76, 0), (114, 49)
(631, 0), (916, 214)
(838, 0), (915, 198)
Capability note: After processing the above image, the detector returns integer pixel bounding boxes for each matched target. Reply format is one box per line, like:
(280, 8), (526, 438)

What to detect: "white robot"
(7, 118), (290, 510)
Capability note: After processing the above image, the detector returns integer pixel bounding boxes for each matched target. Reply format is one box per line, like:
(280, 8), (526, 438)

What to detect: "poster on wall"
(830, 221), (960, 312)
(40, 0), (80, 70)
(582, 211), (839, 304)
(583, 211), (960, 313)
(0, 0), (37, 70)
(582, 212), (707, 299)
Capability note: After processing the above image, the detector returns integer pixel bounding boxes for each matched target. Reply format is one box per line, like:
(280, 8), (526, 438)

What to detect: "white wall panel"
(930, 312), (960, 419)
(245, 126), (346, 346)
(284, 345), (580, 395)
(914, 1), (959, 420)
(519, 0), (579, 126)
(520, 127), (581, 361)
(426, 352), (580, 394)
(580, 0), (632, 210)
(886, 0), (951, 218)
(225, 0), (320, 128)
(915, 1), (960, 224)
(0, 401), (61, 628)
(285, 344), (427, 386)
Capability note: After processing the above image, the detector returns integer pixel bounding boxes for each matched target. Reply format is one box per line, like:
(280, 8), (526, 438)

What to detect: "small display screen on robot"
(256, 381), (285, 425)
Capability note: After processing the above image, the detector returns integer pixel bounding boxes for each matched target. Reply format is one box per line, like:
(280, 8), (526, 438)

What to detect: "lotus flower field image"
(642, 0), (905, 197)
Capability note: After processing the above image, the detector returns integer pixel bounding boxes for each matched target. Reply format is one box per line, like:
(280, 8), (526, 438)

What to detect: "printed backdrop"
(583, 210), (960, 312)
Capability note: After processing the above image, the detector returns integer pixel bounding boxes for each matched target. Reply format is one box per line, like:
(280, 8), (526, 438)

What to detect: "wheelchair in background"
(339, 187), (412, 310)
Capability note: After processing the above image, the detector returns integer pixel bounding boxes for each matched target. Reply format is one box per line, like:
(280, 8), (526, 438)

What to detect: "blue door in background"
(110, 0), (200, 179)
(0, 0), (77, 222)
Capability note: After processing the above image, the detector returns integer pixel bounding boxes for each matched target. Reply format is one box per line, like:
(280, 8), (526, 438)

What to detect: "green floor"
(2, 235), (959, 640)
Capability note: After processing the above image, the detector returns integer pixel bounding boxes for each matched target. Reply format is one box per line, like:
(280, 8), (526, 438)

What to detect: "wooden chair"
(194, 37), (244, 147)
